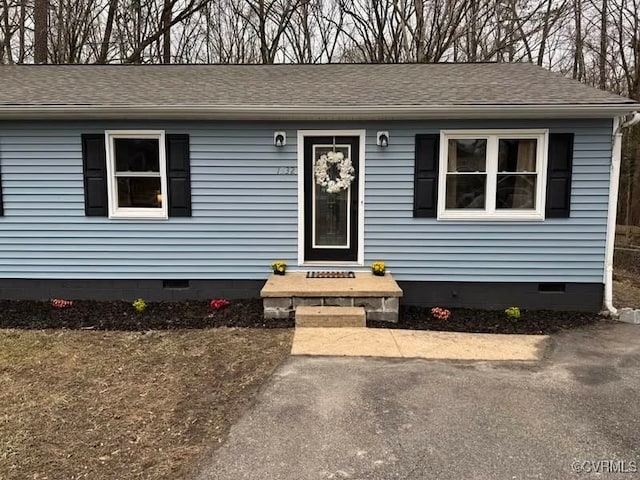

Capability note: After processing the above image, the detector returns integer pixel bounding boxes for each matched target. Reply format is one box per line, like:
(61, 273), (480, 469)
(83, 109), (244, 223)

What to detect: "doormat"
(306, 271), (356, 279)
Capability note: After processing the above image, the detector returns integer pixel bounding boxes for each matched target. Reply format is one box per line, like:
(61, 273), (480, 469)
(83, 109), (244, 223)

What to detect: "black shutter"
(81, 134), (108, 216)
(414, 134), (440, 217)
(166, 134), (191, 217)
(546, 133), (574, 218)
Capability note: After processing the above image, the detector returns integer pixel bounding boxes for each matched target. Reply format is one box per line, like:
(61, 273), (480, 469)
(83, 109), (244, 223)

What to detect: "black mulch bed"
(368, 305), (608, 335)
(0, 299), (293, 331)
(1, 299), (608, 334)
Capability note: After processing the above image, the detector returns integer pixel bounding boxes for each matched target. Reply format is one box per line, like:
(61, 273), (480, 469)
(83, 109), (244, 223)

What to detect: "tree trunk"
(258, 0), (269, 63)
(1, 0), (13, 63)
(466, 0), (475, 61)
(97, 0), (118, 64)
(18, 0), (25, 62)
(34, 0), (49, 64)
(162, 0), (172, 63)
(414, 0), (424, 62)
(572, 0), (584, 80)
(537, 0), (553, 66)
(55, 0), (63, 63)
(599, 0), (607, 89)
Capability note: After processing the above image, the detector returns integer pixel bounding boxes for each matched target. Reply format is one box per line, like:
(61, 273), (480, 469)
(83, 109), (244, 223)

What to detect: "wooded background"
(0, 0), (638, 229)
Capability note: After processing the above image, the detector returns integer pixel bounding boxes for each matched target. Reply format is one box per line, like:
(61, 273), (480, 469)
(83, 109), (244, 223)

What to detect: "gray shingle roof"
(0, 63), (637, 119)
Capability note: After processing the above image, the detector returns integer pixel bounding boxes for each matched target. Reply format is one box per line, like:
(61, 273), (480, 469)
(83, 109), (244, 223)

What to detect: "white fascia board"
(0, 103), (638, 120)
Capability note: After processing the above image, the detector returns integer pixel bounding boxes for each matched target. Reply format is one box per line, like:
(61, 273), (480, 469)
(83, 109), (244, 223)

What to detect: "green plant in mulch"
(505, 306), (521, 320)
(132, 298), (147, 313)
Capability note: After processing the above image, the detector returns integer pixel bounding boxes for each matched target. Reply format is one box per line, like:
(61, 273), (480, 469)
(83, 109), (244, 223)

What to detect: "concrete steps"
(261, 272), (402, 323)
(295, 306), (366, 328)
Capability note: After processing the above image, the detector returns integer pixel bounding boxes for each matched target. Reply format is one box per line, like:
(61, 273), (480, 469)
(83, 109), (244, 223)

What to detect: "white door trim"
(297, 129), (366, 266)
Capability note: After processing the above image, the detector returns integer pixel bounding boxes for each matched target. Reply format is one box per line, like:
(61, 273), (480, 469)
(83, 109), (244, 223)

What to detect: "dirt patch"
(614, 276), (640, 309)
(613, 272), (640, 308)
(0, 298), (293, 330)
(369, 307), (607, 334)
(614, 248), (640, 309)
(0, 328), (293, 480)
(615, 247), (640, 276)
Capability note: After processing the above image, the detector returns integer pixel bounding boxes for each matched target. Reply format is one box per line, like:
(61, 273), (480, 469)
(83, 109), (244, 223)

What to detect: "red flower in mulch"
(51, 298), (74, 309)
(209, 299), (230, 311)
(430, 307), (451, 321)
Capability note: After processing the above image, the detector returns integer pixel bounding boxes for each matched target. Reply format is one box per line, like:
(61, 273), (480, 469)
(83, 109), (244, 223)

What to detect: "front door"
(304, 136), (359, 262)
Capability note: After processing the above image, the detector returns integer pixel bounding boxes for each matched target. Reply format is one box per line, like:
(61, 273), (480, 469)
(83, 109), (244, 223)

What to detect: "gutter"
(0, 103), (639, 120)
(604, 111), (640, 316)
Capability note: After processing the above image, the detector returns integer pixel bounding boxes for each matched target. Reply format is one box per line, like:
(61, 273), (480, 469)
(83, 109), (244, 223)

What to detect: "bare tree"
(33, 0), (47, 62)
(599, 0), (608, 88)
(161, 0), (171, 62)
(611, 0), (640, 228)
(2, 0), (640, 228)
(126, 0), (210, 63)
(235, 0), (302, 64)
(572, 0), (585, 79)
(537, 0), (555, 65)
(97, 0), (118, 63)
(0, 0), (14, 63)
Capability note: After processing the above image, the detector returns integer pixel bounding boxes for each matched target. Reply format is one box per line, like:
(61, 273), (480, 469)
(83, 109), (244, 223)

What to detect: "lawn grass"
(0, 327), (293, 479)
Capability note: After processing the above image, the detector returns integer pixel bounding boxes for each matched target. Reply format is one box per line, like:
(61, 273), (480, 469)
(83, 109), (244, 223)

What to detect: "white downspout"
(604, 112), (640, 316)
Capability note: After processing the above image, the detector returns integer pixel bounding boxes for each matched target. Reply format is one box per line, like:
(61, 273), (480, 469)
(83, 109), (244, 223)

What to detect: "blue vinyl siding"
(0, 119), (611, 282)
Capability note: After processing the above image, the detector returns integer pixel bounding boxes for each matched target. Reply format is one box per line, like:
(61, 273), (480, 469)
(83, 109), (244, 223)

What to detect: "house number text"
(276, 167), (297, 175)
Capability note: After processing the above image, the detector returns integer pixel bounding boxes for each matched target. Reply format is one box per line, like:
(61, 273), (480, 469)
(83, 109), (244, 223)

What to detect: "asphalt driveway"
(194, 322), (640, 480)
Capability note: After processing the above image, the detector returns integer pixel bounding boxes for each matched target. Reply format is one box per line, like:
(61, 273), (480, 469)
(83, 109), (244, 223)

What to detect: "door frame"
(297, 129), (366, 266)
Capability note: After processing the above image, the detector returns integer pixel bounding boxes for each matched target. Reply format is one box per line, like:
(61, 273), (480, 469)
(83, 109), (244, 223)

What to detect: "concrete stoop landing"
(260, 272), (403, 324)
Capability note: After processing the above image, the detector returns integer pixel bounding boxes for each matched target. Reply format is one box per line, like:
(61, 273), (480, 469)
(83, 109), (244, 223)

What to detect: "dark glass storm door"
(304, 136), (359, 262)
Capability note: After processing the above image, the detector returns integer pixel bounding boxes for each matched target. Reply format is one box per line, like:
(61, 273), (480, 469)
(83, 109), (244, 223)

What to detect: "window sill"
(437, 211), (545, 222)
(109, 209), (168, 220)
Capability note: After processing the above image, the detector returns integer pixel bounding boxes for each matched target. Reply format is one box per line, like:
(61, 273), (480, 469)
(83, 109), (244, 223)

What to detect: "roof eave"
(0, 103), (637, 120)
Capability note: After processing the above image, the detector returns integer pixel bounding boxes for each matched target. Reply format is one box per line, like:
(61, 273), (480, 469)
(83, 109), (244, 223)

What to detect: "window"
(438, 130), (548, 220)
(105, 131), (168, 219)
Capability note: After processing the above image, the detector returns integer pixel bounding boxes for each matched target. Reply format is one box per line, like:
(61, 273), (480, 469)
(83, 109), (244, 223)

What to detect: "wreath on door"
(314, 151), (355, 194)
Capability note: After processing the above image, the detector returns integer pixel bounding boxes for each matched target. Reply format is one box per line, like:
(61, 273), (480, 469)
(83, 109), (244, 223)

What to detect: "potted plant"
(271, 260), (287, 275)
(371, 261), (386, 276)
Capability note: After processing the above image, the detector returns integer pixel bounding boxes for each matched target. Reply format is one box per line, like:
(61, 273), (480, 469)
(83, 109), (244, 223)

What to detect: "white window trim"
(105, 130), (168, 220)
(437, 129), (549, 221)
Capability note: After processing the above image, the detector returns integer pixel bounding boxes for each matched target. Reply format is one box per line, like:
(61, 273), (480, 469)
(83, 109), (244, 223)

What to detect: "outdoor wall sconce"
(274, 131), (286, 147)
(377, 131), (389, 147)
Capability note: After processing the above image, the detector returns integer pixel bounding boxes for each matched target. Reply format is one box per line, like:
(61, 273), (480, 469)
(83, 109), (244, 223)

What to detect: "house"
(0, 63), (638, 313)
